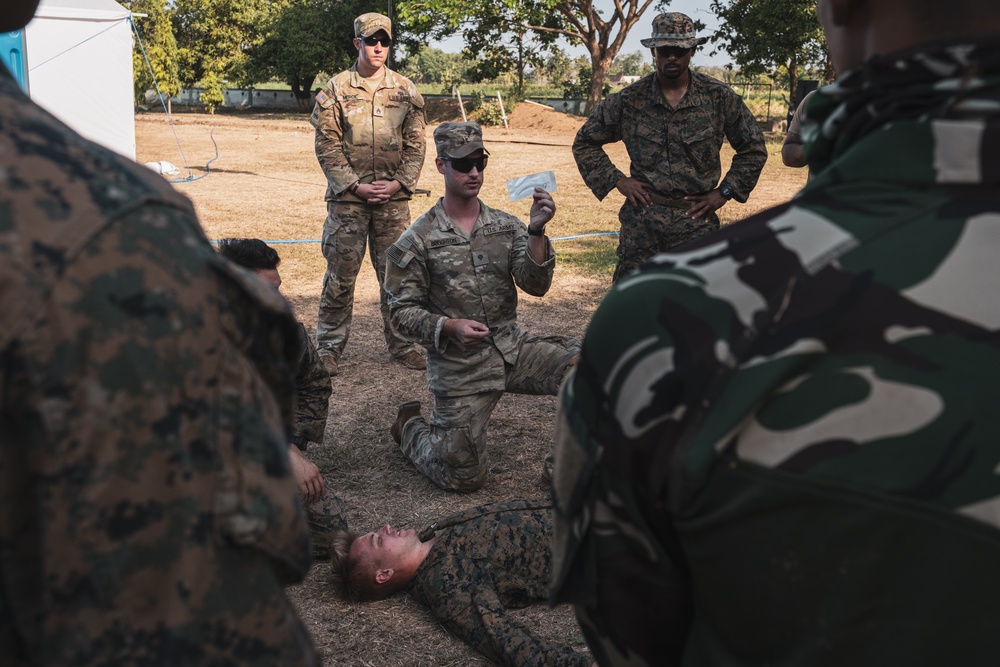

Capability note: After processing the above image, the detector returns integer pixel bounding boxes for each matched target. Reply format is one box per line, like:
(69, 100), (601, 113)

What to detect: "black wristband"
(527, 226), (546, 237)
(350, 180), (360, 194)
(289, 434), (308, 448)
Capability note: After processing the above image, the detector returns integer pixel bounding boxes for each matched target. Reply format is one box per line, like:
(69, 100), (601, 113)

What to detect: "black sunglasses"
(655, 46), (693, 59)
(442, 154), (489, 173)
(363, 36), (392, 48)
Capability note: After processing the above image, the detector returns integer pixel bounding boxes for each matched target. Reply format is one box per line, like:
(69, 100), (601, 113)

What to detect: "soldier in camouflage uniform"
(216, 239), (348, 557)
(0, 2), (318, 663)
(329, 500), (593, 667)
(384, 122), (579, 492)
(573, 12), (767, 283)
(311, 12), (427, 376)
(551, 0), (1000, 665)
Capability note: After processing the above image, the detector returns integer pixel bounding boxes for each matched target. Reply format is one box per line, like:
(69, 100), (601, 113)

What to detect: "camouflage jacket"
(310, 64), (426, 202)
(0, 64), (317, 666)
(293, 322), (332, 446)
(573, 71), (767, 203)
(552, 39), (1000, 667)
(410, 500), (591, 667)
(385, 198), (556, 396)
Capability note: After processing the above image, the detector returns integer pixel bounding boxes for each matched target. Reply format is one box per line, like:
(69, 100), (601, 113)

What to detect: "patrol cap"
(434, 122), (486, 159)
(354, 12), (392, 39)
(640, 12), (708, 49)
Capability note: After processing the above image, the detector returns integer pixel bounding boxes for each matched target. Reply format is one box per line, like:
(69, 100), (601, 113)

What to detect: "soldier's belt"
(647, 192), (691, 209)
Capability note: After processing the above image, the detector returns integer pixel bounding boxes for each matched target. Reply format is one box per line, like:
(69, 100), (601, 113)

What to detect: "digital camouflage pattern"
(385, 198), (578, 490)
(551, 39), (1000, 667)
(290, 322), (349, 552)
(311, 64), (426, 359)
(410, 500), (591, 667)
(0, 64), (318, 665)
(573, 71), (767, 280)
(293, 322), (332, 445)
(639, 12), (709, 49)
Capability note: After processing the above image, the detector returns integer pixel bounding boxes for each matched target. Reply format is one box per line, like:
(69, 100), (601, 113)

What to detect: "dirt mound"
(506, 100), (586, 133)
(423, 97), (585, 134)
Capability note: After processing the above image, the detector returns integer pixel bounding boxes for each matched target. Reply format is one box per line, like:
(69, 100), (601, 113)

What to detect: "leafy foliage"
(126, 0), (180, 107)
(399, 47), (468, 86)
(709, 0), (828, 105)
(246, 0), (364, 110)
(170, 0), (281, 89)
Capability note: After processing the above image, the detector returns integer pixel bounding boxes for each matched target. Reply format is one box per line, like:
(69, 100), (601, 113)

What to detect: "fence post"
(453, 85), (467, 121)
(496, 91), (509, 129)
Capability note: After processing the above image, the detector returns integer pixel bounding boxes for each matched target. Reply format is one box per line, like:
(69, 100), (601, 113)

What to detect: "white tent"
(24, 0), (136, 159)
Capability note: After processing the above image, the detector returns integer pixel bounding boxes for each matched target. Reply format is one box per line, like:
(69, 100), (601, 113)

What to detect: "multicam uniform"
(573, 71), (767, 282)
(551, 40), (1000, 666)
(310, 64), (426, 361)
(385, 199), (579, 492)
(291, 323), (348, 554)
(0, 64), (317, 665)
(410, 500), (591, 667)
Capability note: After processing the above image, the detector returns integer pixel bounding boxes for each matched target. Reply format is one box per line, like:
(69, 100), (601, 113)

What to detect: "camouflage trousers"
(304, 485), (348, 560)
(613, 200), (720, 283)
(317, 199), (419, 360)
(399, 333), (580, 493)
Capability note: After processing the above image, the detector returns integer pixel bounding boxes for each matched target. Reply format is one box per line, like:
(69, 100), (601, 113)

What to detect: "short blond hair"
(328, 530), (409, 602)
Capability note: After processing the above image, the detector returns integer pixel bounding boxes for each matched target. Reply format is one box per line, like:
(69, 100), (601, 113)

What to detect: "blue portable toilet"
(0, 29), (29, 92)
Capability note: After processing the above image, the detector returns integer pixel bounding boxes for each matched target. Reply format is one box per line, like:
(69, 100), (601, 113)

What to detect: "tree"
(398, 0), (561, 97)
(710, 0), (827, 107)
(170, 0), (280, 97)
(399, 0), (665, 111)
(399, 47), (468, 86)
(246, 0), (363, 111)
(609, 49), (651, 77)
(126, 0), (180, 112)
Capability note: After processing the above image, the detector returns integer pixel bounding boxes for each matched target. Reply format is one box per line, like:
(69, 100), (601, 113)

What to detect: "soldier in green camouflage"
(0, 2), (318, 664)
(573, 12), (767, 283)
(329, 500), (593, 667)
(216, 239), (348, 557)
(311, 11), (427, 377)
(551, 0), (1000, 665)
(384, 122), (579, 492)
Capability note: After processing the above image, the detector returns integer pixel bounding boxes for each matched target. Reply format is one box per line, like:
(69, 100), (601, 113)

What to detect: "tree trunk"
(788, 53), (799, 115)
(587, 55), (613, 113)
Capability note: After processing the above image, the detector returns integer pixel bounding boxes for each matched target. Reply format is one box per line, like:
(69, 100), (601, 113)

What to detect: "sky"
(429, 0), (734, 69)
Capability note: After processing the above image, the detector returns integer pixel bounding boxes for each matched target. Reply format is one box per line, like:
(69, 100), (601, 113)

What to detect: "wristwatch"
(527, 225), (546, 237)
(719, 183), (735, 200)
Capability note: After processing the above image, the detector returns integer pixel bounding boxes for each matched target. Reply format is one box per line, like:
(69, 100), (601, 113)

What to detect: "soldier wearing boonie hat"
(310, 10), (427, 376)
(639, 12), (710, 49)
(572, 9), (767, 283)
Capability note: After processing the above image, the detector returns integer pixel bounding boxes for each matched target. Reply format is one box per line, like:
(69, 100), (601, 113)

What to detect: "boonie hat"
(434, 122), (486, 159)
(354, 12), (392, 39)
(640, 12), (708, 49)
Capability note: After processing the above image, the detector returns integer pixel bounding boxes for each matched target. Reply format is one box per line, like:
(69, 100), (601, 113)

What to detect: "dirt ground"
(134, 102), (807, 666)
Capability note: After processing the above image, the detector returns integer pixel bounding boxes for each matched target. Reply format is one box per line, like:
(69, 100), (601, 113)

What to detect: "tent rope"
(28, 20), (120, 71)
(130, 16), (218, 183)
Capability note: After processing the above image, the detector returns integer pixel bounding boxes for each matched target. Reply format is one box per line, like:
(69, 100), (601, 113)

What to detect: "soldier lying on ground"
(329, 500), (595, 667)
(217, 238), (348, 557)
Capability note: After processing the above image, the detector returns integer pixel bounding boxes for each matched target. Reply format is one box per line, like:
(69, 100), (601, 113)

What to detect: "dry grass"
(135, 104), (806, 666)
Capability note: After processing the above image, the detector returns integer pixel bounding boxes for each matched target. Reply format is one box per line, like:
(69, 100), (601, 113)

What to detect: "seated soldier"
(217, 238), (347, 556)
(329, 500), (594, 667)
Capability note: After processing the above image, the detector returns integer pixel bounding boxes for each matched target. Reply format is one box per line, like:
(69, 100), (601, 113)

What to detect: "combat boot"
(391, 401), (422, 445)
(319, 352), (338, 377)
